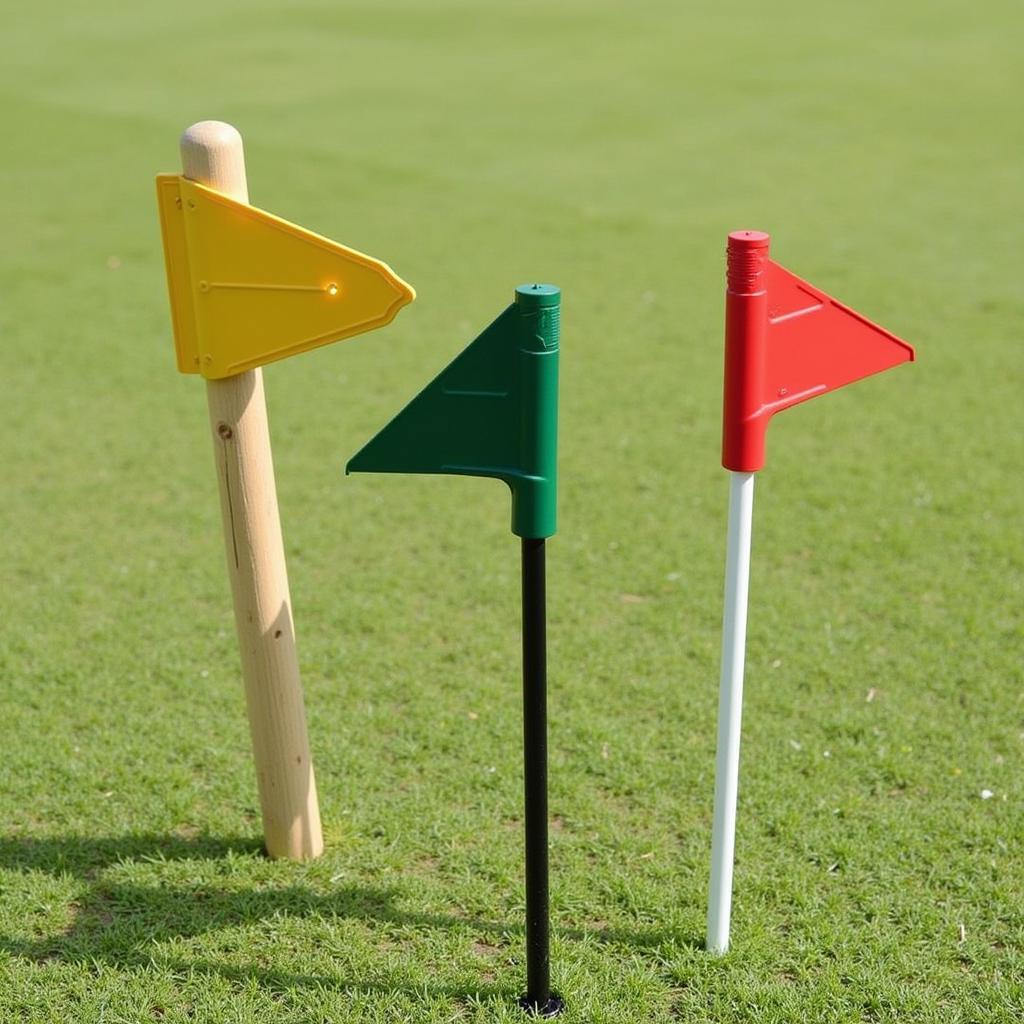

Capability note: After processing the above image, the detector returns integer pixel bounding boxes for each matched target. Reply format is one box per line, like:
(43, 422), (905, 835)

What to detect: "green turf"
(1, 1), (1022, 1020)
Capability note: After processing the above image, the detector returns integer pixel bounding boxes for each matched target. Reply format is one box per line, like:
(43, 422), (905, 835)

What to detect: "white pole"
(706, 470), (755, 953)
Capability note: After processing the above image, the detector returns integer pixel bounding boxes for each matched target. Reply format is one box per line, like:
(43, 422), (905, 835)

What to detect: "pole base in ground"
(518, 993), (565, 1017)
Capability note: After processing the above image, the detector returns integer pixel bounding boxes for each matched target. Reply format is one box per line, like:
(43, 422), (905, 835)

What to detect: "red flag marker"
(723, 230), (914, 473)
(707, 231), (914, 954)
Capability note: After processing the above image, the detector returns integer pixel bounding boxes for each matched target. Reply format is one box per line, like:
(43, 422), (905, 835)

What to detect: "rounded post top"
(180, 120), (248, 202)
(181, 120), (243, 151)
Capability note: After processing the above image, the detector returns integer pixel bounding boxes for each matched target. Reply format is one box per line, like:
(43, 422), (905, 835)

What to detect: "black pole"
(518, 538), (564, 1017)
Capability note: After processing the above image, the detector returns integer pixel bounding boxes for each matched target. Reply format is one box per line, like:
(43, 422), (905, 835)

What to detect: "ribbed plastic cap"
(727, 231), (770, 294)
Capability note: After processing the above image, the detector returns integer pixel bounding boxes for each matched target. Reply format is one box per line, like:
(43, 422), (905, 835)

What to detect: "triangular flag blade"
(347, 284), (561, 539)
(764, 260), (914, 410)
(723, 231), (914, 471)
(156, 174), (415, 378)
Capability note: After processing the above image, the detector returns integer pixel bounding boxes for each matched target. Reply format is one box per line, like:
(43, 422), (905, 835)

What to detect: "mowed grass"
(1, 1), (1022, 1021)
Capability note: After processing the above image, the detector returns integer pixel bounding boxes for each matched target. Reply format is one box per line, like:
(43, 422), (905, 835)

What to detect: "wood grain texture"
(181, 121), (323, 861)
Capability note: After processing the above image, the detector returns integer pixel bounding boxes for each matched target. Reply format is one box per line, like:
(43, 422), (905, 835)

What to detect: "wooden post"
(180, 121), (324, 861)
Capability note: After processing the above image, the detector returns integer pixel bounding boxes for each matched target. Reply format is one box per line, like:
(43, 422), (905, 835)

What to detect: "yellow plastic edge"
(155, 174), (201, 374)
(157, 175), (416, 379)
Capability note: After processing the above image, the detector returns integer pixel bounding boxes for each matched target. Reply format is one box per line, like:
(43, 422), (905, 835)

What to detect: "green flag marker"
(347, 285), (564, 1017)
(347, 283), (559, 539)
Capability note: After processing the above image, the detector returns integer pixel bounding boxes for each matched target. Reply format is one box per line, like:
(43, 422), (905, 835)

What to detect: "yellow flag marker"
(156, 174), (415, 378)
(156, 120), (415, 862)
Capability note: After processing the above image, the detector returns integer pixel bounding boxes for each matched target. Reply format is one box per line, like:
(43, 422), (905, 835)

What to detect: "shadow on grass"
(0, 832), (700, 1000)
(0, 831), (264, 878)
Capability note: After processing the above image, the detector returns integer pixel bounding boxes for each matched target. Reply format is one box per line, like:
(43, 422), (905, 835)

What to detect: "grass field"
(2, 1), (1022, 1021)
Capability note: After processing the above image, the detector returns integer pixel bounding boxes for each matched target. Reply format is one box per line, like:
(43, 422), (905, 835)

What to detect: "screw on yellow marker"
(156, 172), (414, 378)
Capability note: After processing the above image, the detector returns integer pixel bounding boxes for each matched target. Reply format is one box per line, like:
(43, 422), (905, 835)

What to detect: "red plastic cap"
(727, 231), (770, 295)
(721, 231), (914, 472)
